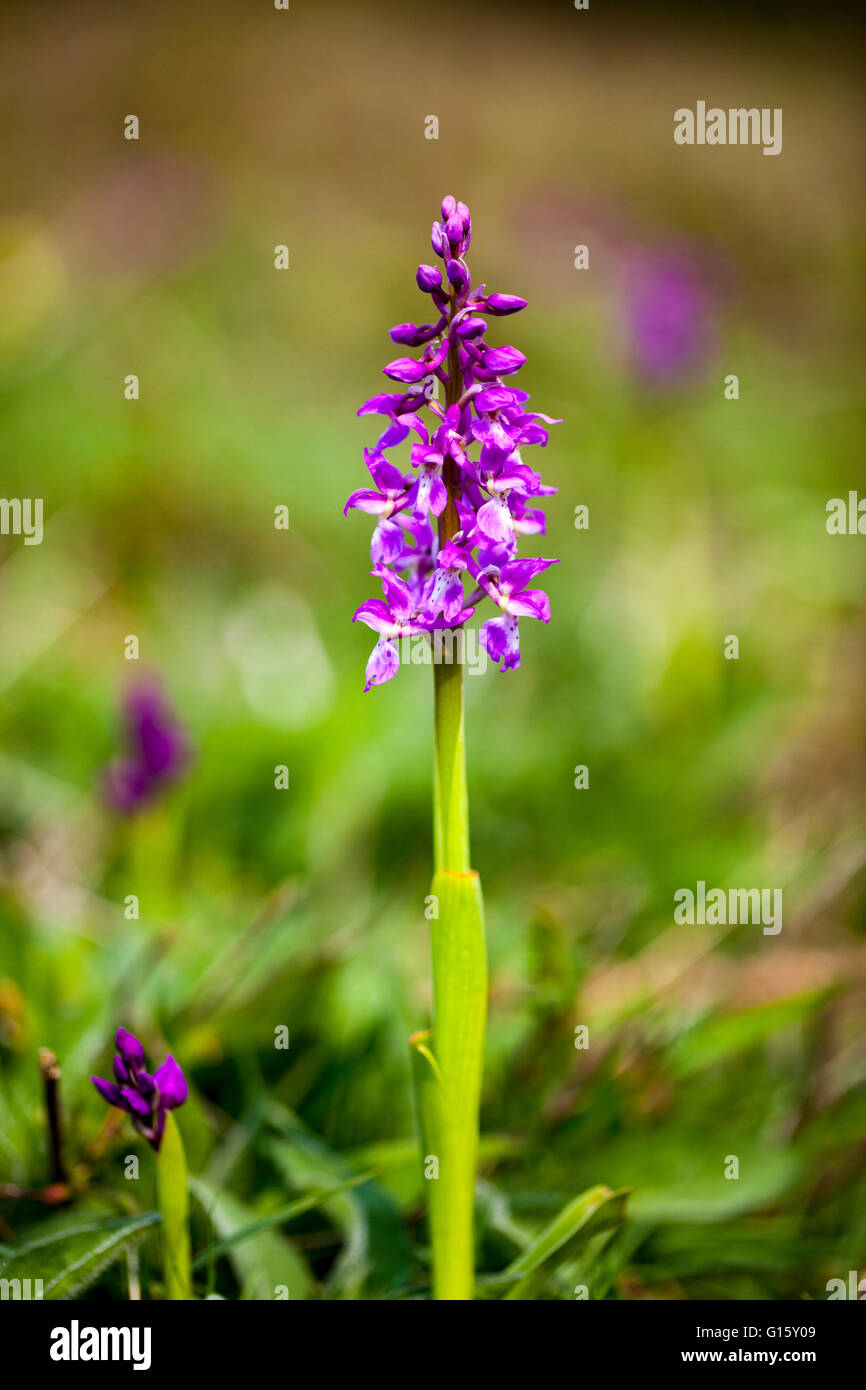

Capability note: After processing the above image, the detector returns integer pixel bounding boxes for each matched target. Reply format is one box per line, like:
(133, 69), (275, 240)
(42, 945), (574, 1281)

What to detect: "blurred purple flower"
(626, 252), (714, 383)
(102, 681), (189, 813)
(91, 1027), (187, 1152)
(346, 196), (560, 686)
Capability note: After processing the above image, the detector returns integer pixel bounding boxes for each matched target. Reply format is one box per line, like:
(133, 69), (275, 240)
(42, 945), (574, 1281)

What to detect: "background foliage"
(0, 0), (863, 1299)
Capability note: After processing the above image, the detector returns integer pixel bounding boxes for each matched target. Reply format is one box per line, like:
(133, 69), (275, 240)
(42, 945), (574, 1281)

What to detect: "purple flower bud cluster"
(91, 1027), (187, 1152)
(346, 196), (559, 690)
(102, 681), (189, 813)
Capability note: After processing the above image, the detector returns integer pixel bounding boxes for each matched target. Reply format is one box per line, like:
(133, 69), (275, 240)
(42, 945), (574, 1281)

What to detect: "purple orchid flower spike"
(349, 199), (563, 1299)
(346, 197), (560, 687)
(102, 679), (190, 813)
(92, 1027), (188, 1152)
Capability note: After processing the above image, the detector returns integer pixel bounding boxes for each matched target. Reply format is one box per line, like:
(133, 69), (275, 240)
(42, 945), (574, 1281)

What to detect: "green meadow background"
(0, 0), (863, 1298)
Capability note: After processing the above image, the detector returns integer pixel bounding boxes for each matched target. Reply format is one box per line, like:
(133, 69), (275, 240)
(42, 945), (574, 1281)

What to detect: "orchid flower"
(343, 198), (560, 1301)
(347, 196), (559, 690)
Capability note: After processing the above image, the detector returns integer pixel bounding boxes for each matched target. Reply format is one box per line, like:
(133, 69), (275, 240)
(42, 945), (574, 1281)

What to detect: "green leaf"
(667, 993), (830, 1078)
(263, 1102), (411, 1299)
(476, 1178), (535, 1257)
(192, 1171), (375, 1271)
(426, 866), (487, 1300)
(499, 1185), (630, 1300)
(567, 1224), (648, 1301)
(190, 1178), (312, 1301)
(0, 1213), (159, 1300)
(409, 1028), (445, 1188)
(626, 1143), (800, 1223)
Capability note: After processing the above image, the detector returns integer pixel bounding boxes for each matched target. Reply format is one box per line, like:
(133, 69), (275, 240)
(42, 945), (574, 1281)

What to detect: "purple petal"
(102, 758), (151, 812)
(476, 495), (515, 545)
(524, 411), (563, 425)
(411, 469), (447, 523)
(136, 1068), (156, 1097)
(446, 259), (468, 290)
(430, 607), (475, 628)
(357, 392), (407, 418)
(437, 539), (470, 570)
(121, 1087), (153, 1120)
(444, 213), (463, 246)
(375, 422), (410, 450)
(394, 411), (430, 445)
(366, 456), (407, 494)
(485, 293), (527, 316)
(377, 567), (414, 621)
(480, 614), (521, 671)
(419, 568), (466, 624)
(91, 1076), (124, 1107)
(507, 588), (550, 622)
(500, 557), (558, 592)
(389, 323), (424, 345)
(431, 221), (447, 257)
(383, 357), (428, 384)
(484, 345), (526, 375)
(441, 574), (467, 623)
(472, 417), (515, 451)
(474, 387), (523, 412)
(153, 1054), (188, 1110)
(138, 722), (185, 780)
(115, 1027), (146, 1072)
(514, 506), (546, 536)
(344, 488), (388, 516)
(490, 462), (541, 496)
(416, 264), (442, 293)
(371, 518), (405, 566)
(514, 421), (549, 446)
(364, 638), (400, 692)
(353, 599), (394, 634)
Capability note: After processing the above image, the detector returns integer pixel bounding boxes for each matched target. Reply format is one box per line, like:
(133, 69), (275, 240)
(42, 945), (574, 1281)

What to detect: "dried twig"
(39, 1047), (68, 1183)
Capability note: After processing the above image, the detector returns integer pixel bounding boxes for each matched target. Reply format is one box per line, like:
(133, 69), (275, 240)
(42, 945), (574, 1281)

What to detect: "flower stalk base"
(420, 657), (487, 1301)
(156, 1111), (192, 1300)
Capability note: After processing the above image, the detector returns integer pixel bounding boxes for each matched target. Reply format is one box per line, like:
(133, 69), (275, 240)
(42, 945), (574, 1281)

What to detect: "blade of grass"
(190, 1170), (377, 1270)
(500, 1185), (630, 1300)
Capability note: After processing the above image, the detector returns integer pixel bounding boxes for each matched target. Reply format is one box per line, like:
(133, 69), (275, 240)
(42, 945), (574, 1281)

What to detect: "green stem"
(155, 1110), (193, 1300)
(433, 659), (470, 874)
(425, 292), (487, 1292)
(433, 280), (473, 882)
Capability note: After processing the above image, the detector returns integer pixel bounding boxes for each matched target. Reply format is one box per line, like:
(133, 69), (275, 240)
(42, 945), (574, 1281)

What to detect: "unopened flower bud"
(416, 263), (442, 293)
(485, 293), (528, 316)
